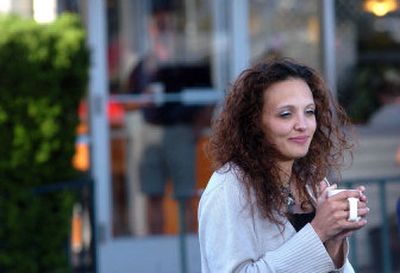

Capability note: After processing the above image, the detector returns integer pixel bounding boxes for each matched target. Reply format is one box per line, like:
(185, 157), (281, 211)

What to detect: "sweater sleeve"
(262, 224), (354, 273)
(198, 171), (355, 273)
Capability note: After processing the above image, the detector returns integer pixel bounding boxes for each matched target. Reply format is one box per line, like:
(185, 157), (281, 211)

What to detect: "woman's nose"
(294, 115), (307, 131)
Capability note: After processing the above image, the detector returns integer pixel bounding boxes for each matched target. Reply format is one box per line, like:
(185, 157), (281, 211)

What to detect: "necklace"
(281, 184), (295, 214)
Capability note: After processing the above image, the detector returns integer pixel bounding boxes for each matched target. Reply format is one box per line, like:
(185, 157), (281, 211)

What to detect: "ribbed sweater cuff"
(263, 223), (336, 273)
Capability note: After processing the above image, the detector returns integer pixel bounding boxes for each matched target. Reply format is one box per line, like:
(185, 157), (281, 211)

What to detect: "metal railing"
(29, 175), (400, 273)
(343, 176), (400, 273)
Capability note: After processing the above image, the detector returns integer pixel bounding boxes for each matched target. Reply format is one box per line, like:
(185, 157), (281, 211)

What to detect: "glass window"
(106, 0), (215, 237)
(248, 0), (322, 70)
(336, 0), (400, 125)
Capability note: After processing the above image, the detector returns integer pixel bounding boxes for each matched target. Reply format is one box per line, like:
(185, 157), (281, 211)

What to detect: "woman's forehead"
(263, 79), (314, 106)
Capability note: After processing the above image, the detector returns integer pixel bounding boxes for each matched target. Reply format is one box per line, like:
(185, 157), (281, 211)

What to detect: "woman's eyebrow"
(306, 103), (316, 108)
(276, 102), (315, 110)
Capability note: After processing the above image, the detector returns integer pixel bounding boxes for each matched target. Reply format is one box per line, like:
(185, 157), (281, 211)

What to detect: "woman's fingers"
(318, 181), (337, 203)
(356, 185), (366, 192)
(356, 185), (368, 202)
(358, 207), (370, 218)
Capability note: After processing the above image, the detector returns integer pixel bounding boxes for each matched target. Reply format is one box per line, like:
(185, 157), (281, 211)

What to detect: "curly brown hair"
(207, 58), (353, 225)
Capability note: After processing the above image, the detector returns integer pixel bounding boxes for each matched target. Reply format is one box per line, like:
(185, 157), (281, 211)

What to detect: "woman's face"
(261, 78), (316, 161)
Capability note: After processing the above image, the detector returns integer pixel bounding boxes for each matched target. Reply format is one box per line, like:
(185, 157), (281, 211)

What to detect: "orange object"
(71, 204), (83, 253)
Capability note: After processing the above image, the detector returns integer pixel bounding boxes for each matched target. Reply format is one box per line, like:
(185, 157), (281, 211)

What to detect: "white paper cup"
(327, 189), (360, 222)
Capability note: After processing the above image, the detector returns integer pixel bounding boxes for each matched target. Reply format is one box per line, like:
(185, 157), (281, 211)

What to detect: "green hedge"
(0, 13), (89, 273)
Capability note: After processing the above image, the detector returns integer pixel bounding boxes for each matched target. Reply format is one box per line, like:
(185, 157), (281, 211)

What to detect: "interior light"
(364, 0), (398, 17)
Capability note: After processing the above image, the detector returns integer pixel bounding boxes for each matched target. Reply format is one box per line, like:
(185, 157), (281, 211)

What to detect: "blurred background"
(0, 0), (399, 273)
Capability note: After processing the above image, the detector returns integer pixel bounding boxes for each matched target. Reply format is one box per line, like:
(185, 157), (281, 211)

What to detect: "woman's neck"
(277, 160), (294, 187)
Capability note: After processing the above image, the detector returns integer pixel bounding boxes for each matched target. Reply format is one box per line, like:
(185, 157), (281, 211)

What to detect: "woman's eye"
(279, 111), (291, 118)
(305, 109), (315, 115)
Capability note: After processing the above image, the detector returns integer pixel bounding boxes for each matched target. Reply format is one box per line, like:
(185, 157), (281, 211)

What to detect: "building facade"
(2, 1), (400, 272)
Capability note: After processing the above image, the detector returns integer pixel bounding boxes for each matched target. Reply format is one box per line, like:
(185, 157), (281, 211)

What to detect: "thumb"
(318, 180), (337, 203)
(319, 179), (329, 192)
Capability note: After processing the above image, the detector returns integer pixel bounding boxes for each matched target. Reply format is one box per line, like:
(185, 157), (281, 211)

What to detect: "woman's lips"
(289, 136), (309, 144)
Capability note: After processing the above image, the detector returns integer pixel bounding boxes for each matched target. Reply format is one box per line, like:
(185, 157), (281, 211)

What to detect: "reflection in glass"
(107, 0), (214, 237)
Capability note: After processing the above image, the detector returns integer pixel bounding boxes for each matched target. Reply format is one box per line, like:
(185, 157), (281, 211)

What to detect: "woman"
(198, 59), (369, 272)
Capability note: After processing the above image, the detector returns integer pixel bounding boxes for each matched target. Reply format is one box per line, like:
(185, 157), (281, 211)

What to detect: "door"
(88, 0), (249, 272)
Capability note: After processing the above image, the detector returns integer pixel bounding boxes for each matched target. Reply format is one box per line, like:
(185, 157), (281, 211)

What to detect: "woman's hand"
(330, 185), (369, 242)
(311, 181), (369, 268)
(311, 181), (369, 243)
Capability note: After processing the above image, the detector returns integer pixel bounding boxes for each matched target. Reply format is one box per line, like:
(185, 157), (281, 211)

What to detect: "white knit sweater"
(198, 167), (355, 273)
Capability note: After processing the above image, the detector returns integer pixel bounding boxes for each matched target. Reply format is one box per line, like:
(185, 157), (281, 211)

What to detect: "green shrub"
(0, 13), (89, 273)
